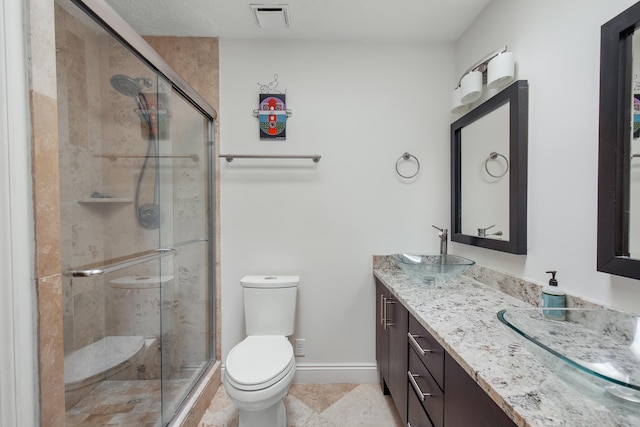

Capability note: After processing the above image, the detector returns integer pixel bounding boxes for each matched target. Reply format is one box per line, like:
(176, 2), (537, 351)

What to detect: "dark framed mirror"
(598, 2), (640, 280)
(451, 80), (528, 254)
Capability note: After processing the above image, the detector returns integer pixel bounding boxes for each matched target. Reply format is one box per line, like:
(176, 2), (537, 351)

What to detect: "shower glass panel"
(54, 0), (215, 425)
(159, 89), (212, 420)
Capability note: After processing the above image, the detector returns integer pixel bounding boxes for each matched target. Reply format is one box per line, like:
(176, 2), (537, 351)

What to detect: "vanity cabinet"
(375, 279), (408, 425)
(407, 313), (515, 427)
(375, 278), (515, 427)
(444, 353), (515, 427)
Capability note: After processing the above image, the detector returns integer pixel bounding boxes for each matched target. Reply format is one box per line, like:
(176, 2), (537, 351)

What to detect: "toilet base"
(239, 400), (286, 427)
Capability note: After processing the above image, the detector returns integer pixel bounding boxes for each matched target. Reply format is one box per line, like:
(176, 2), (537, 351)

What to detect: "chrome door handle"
(380, 294), (385, 325)
(384, 298), (395, 329)
(408, 332), (433, 356)
(408, 371), (432, 402)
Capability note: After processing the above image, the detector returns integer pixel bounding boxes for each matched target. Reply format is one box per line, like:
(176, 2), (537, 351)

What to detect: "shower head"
(110, 74), (152, 98)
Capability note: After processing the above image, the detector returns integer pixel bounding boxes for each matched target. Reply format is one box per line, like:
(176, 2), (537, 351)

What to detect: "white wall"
(1, 0), (38, 423)
(220, 0), (640, 377)
(219, 40), (454, 378)
(451, 0), (640, 313)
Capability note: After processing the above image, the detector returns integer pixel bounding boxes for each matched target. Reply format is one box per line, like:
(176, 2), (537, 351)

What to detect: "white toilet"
(224, 275), (299, 427)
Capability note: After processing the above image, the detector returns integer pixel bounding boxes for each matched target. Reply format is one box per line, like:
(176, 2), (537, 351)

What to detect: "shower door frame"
(68, 0), (218, 422)
(70, 0), (217, 121)
(0, 0), (38, 424)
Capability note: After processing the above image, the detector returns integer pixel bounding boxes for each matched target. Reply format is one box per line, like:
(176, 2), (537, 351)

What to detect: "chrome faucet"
(477, 224), (503, 238)
(477, 224), (495, 237)
(432, 225), (448, 255)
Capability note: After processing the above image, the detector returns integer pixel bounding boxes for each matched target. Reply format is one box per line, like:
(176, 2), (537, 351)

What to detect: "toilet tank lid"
(240, 275), (300, 288)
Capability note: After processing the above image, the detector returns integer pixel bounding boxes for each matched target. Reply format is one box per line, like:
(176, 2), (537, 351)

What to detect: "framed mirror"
(598, 2), (640, 280)
(451, 80), (528, 254)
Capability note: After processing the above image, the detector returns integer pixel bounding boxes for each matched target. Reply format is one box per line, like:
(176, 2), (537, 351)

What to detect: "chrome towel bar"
(94, 154), (200, 162)
(219, 154), (321, 163)
(68, 248), (177, 277)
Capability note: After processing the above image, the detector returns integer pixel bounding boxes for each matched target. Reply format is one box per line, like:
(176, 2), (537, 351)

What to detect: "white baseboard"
(292, 363), (379, 384)
(221, 363), (379, 384)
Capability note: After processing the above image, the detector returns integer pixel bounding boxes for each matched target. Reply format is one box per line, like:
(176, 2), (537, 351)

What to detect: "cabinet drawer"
(408, 315), (444, 389)
(407, 383), (434, 427)
(408, 350), (444, 427)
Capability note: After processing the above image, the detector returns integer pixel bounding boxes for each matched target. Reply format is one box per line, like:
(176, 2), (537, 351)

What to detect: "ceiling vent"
(250, 4), (290, 29)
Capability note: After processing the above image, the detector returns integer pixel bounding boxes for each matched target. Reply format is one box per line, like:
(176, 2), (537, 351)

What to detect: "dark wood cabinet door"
(375, 279), (408, 425)
(387, 296), (408, 425)
(444, 353), (515, 427)
(375, 280), (389, 392)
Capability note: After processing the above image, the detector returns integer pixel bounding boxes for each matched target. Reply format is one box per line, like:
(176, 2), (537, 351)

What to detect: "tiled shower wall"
(56, 4), (171, 355)
(56, 4), (108, 354)
(30, 0), (65, 424)
(28, 0), (221, 424)
(144, 36), (222, 367)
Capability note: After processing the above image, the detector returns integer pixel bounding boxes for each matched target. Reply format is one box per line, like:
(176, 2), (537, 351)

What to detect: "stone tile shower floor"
(65, 378), (191, 427)
(198, 383), (403, 427)
(65, 380), (162, 426)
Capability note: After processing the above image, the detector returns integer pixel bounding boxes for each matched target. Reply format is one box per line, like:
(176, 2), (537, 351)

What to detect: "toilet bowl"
(223, 275), (299, 427)
(225, 336), (296, 425)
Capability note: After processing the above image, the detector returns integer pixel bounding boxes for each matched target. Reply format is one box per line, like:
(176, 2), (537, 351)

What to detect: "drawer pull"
(408, 371), (432, 401)
(408, 332), (433, 356)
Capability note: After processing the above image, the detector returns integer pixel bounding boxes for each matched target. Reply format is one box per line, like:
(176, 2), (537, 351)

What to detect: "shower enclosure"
(54, 0), (216, 425)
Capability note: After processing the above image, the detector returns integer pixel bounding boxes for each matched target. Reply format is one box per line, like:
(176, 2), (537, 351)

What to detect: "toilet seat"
(226, 336), (295, 391)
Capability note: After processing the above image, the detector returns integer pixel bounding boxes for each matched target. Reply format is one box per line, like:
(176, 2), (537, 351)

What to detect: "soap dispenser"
(542, 270), (566, 320)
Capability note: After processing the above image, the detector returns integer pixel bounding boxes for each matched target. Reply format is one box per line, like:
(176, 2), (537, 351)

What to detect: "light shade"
(451, 87), (470, 114)
(460, 70), (483, 104)
(487, 52), (514, 89)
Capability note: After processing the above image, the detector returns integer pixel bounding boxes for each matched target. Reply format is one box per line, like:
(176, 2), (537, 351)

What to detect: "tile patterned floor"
(65, 381), (403, 426)
(198, 383), (404, 427)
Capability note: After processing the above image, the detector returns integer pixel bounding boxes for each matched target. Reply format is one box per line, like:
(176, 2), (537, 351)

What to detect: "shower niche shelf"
(77, 197), (133, 204)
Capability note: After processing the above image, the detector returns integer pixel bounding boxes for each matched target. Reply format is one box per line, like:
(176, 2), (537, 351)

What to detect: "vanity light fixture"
(451, 46), (515, 114)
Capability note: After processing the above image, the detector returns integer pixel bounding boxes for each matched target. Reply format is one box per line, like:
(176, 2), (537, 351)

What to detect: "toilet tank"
(241, 275), (299, 336)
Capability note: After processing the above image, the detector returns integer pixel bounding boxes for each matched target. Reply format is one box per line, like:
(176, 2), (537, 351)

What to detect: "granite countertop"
(373, 256), (640, 427)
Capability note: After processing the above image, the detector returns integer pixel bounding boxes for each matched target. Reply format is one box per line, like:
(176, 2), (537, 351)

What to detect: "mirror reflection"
(461, 102), (510, 240)
(451, 79), (528, 254)
(597, 2), (640, 279)
(630, 30), (640, 258)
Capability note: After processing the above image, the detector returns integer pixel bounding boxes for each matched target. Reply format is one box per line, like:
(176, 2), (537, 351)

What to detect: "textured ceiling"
(105, 0), (491, 42)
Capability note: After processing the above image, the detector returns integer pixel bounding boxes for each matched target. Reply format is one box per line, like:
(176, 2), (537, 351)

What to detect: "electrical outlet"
(294, 338), (306, 357)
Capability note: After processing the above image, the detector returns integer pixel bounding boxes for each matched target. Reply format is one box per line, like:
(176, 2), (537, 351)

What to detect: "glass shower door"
(158, 86), (213, 423)
(55, 0), (215, 424)
(57, 10), (169, 419)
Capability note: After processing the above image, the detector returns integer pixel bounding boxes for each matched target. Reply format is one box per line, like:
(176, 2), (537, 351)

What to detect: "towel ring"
(484, 151), (509, 178)
(396, 152), (420, 179)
